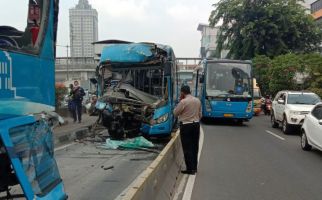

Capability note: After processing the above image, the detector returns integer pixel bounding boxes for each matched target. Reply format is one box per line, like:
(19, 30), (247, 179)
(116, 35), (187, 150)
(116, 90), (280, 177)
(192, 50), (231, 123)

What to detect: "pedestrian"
(67, 84), (75, 115)
(71, 80), (85, 123)
(174, 85), (202, 175)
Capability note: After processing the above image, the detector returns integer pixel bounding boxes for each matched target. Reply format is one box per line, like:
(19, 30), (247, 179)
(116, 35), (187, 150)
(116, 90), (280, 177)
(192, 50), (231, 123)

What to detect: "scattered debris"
(99, 136), (154, 150)
(103, 166), (114, 171)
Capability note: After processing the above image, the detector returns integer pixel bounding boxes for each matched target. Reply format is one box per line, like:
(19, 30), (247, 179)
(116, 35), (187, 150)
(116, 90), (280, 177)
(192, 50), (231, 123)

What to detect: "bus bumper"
(141, 121), (172, 136)
(203, 111), (253, 120)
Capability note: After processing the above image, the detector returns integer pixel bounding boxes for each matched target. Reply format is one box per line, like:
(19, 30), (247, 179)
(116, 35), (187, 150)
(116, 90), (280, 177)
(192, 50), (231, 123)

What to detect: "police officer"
(174, 85), (202, 175)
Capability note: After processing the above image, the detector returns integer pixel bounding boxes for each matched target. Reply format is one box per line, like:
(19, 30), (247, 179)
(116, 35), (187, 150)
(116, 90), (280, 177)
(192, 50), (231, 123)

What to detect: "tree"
(253, 53), (322, 98)
(253, 55), (271, 95)
(55, 83), (68, 109)
(209, 0), (322, 59)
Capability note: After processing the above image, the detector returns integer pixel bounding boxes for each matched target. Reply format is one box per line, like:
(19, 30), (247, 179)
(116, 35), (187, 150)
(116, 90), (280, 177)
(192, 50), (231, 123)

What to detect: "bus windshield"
(254, 88), (261, 99)
(178, 71), (193, 86)
(9, 120), (62, 197)
(206, 62), (252, 98)
(100, 65), (168, 101)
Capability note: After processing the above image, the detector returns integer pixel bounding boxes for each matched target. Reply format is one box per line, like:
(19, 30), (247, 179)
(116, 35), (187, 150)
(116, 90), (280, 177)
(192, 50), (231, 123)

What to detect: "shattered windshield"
(102, 65), (168, 102)
(9, 120), (62, 197)
(206, 62), (252, 98)
(118, 83), (160, 104)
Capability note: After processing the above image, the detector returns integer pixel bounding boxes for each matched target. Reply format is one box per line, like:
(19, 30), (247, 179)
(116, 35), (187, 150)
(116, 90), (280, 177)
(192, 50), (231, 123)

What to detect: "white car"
(271, 91), (321, 134)
(301, 103), (322, 151)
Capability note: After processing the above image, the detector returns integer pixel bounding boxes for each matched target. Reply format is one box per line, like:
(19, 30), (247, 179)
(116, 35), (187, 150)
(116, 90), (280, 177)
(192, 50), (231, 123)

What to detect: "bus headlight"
(246, 101), (252, 113)
(155, 113), (169, 124)
(205, 100), (212, 112)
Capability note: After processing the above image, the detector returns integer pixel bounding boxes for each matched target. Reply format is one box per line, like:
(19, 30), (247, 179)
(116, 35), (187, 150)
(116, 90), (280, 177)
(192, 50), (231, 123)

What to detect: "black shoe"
(181, 170), (196, 175)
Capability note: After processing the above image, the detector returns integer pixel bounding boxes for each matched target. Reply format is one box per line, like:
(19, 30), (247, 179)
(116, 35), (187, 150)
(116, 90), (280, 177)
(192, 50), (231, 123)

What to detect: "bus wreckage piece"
(94, 42), (175, 139)
(97, 83), (166, 139)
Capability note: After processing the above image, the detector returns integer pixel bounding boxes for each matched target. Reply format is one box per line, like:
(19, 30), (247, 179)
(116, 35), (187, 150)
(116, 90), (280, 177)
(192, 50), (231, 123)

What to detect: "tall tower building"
(69, 0), (98, 58)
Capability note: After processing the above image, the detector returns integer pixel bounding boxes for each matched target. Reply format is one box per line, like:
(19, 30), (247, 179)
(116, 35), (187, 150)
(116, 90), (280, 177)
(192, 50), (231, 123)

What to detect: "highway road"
(190, 115), (322, 200)
(55, 140), (163, 200)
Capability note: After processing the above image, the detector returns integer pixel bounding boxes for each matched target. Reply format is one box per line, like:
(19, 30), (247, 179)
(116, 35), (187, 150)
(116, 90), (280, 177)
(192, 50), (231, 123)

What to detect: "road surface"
(191, 115), (322, 200)
(55, 140), (163, 200)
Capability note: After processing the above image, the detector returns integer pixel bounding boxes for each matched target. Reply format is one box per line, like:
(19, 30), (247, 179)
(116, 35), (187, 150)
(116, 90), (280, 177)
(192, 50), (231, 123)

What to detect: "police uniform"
(174, 94), (202, 174)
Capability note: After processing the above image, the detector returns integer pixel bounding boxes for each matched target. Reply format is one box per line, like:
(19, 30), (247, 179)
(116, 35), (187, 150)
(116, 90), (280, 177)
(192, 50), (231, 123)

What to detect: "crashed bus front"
(94, 42), (177, 139)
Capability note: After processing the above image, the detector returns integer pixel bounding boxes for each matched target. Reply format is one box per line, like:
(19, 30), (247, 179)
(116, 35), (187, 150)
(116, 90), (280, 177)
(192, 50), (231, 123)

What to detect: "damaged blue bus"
(94, 42), (177, 139)
(0, 0), (67, 199)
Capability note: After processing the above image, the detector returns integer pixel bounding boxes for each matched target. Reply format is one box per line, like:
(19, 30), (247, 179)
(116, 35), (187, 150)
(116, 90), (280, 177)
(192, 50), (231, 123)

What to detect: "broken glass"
(9, 119), (62, 197)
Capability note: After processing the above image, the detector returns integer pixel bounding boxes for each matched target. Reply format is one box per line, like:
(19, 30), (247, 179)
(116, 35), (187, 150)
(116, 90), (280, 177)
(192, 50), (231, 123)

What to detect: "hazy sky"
(0, 0), (216, 57)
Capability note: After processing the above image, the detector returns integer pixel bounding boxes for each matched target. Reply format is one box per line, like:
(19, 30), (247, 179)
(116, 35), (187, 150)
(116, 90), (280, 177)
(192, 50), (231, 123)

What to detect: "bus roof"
(100, 42), (174, 65)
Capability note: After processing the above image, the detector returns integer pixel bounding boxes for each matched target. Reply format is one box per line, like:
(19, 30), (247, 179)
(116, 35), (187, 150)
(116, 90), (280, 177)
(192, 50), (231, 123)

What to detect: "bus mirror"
(199, 75), (204, 84)
(164, 62), (172, 76)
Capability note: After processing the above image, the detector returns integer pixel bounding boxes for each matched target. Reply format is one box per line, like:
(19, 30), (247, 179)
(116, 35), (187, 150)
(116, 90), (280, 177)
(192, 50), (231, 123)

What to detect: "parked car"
(301, 103), (322, 151)
(271, 91), (321, 134)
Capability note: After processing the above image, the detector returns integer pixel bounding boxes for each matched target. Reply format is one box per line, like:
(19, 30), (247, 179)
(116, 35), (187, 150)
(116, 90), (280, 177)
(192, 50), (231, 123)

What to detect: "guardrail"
(119, 131), (184, 200)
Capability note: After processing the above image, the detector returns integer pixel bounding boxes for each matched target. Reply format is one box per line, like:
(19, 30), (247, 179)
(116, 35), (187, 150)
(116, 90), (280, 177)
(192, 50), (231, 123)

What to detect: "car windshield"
(287, 94), (321, 105)
(206, 62), (252, 98)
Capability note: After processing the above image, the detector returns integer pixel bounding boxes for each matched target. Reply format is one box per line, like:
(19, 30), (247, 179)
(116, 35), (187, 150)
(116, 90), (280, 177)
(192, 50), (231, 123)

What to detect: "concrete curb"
(118, 130), (184, 200)
(54, 126), (91, 147)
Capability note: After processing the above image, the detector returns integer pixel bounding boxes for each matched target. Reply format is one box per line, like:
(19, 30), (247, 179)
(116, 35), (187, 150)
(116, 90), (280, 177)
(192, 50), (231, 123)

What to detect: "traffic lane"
(192, 115), (322, 200)
(55, 142), (158, 200)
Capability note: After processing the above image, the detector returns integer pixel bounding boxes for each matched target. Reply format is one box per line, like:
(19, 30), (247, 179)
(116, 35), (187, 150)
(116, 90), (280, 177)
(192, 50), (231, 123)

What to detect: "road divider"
(119, 130), (184, 200)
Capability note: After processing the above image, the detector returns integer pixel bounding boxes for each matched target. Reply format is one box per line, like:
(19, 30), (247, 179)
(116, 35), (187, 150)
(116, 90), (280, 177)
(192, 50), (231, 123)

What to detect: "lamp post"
(56, 44), (70, 81)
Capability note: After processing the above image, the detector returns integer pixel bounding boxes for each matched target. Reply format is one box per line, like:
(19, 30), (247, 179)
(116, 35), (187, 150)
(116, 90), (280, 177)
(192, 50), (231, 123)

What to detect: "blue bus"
(95, 42), (177, 138)
(0, 0), (67, 199)
(194, 59), (253, 123)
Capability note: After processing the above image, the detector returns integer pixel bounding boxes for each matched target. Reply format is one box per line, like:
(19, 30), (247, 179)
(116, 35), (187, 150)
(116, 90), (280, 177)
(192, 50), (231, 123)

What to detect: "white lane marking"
(182, 126), (205, 200)
(266, 130), (285, 141)
(54, 142), (75, 152)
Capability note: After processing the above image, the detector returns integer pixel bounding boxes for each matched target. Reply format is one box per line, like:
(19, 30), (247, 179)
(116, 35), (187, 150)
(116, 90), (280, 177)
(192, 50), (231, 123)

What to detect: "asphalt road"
(191, 115), (322, 200)
(55, 140), (162, 200)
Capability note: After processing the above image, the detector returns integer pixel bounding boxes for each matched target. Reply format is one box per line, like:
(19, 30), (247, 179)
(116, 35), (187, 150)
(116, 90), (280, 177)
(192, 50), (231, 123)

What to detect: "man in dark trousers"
(71, 80), (85, 123)
(174, 85), (202, 175)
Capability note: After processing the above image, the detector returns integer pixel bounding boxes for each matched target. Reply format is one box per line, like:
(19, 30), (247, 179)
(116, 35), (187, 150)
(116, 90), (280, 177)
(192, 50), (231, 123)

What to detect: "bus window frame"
(0, 0), (50, 56)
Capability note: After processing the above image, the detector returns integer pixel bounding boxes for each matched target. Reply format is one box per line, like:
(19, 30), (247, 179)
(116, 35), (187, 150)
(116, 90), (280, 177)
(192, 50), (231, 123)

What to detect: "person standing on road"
(174, 85), (202, 175)
(71, 80), (85, 123)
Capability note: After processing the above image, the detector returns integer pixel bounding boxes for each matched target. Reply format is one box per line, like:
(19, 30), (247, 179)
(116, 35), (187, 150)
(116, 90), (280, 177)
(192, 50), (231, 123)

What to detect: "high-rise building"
(69, 0), (98, 58)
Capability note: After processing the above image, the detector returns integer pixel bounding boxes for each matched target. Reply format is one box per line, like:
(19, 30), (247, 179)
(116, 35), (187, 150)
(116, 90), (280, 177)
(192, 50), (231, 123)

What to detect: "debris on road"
(100, 136), (155, 150)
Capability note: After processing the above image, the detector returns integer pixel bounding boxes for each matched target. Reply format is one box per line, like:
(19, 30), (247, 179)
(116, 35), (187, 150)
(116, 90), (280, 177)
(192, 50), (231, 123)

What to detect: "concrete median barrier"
(119, 131), (184, 200)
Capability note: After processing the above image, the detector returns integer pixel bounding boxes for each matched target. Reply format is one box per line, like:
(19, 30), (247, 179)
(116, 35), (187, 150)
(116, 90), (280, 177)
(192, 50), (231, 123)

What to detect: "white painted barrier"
(119, 131), (184, 200)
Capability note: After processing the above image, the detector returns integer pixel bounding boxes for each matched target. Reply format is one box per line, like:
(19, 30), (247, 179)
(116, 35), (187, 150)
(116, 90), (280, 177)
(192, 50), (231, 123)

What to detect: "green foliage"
(55, 83), (68, 109)
(253, 53), (322, 98)
(210, 0), (322, 59)
(253, 55), (271, 95)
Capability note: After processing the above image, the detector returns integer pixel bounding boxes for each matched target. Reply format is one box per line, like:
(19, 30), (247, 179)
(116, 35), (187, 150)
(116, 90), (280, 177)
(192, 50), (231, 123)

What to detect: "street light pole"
(66, 45), (69, 81)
